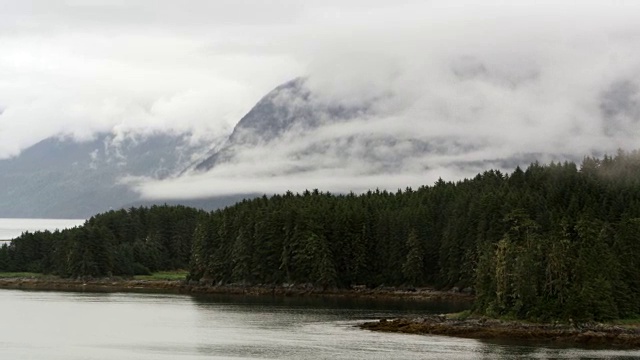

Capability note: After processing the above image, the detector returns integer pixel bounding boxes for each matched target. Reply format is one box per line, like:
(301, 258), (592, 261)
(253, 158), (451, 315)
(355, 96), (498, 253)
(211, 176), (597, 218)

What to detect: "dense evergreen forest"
(2, 151), (640, 321)
(0, 205), (205, 277)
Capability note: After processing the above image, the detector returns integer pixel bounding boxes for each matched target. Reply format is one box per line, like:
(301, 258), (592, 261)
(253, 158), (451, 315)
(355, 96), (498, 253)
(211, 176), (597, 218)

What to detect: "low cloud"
(135, 2), (640, 199)
(0, 1), (304, 157)
(2, 2), (640, 199)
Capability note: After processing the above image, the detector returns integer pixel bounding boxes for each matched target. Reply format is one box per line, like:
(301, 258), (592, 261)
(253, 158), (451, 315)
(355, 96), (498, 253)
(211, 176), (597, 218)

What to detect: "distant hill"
(0, 133), (210, 218)
(122, 194), (258, 213)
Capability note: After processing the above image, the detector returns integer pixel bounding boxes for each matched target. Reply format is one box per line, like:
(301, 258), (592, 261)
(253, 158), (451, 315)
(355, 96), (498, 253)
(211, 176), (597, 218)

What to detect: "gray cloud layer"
(2, 1), (640, 198)
(0, 0), (307, 156)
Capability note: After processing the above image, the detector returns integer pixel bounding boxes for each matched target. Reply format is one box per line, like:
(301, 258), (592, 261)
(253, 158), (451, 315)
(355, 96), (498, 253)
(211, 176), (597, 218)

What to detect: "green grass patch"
(0, 272), (48, 278)
(133, 270), (189, 281)
(445, 310), (473, 320)
(610, 317), (640, 326)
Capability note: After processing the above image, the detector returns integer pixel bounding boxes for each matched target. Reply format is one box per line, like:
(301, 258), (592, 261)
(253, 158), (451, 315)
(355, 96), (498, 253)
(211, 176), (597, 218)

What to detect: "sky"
(2, 1), (640, 199)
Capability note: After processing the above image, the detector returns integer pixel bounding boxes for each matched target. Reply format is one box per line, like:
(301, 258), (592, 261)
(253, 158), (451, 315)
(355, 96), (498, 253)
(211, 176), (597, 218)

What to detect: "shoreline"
(2, 277), (638, 348)
(0, 277), (473, 302)
(359, 316), (640, 349)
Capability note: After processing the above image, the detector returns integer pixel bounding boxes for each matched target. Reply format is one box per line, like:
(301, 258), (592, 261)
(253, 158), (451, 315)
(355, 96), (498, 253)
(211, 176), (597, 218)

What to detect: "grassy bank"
(0, 272), (51, 279)
(133, 270), (189, 281)
(0, 273), (473, 303)
(0, 271), (189, 281)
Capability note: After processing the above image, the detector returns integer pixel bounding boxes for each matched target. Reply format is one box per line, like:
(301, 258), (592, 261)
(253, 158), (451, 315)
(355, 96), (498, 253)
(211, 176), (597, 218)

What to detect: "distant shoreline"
(0, 277), (473, 302)
(360, 316), (640, 349)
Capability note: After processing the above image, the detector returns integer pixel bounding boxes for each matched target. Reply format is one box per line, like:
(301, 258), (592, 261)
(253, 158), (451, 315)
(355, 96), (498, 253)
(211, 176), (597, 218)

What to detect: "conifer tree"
(402, 229), (424, 286)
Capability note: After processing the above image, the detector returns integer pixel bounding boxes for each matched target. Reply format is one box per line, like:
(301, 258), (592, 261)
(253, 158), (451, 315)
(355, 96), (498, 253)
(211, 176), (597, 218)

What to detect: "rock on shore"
(360, 316), (640, 348)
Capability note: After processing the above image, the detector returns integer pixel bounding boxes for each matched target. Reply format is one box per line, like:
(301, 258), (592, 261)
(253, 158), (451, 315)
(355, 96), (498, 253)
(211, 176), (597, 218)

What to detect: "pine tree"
(307, 232), (336, 289)
(231, 228), (252, 283)
(0, 244), (11, 271)
(402, 229), (424, 286)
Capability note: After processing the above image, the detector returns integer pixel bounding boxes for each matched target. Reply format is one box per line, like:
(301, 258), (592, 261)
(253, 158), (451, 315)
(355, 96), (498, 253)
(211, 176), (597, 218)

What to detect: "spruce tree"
(402, 229), (424, 286)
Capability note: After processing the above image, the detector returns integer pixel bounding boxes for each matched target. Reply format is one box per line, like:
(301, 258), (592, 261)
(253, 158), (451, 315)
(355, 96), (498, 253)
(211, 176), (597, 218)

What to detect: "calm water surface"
(1, 290), (639, 359)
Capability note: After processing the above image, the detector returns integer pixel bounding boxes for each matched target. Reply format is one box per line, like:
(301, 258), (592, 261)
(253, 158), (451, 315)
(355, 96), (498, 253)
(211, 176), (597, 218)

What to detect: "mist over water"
(1, 290), (638, 359)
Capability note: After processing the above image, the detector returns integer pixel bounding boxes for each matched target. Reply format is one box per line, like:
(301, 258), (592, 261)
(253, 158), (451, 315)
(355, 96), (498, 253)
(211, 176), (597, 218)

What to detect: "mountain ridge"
(189, 78), (579, 188)
(0, 132), (211, 218)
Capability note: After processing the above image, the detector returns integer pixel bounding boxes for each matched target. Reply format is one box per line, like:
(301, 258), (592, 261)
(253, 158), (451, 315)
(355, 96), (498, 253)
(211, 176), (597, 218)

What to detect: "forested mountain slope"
(2, 151), (640, 321)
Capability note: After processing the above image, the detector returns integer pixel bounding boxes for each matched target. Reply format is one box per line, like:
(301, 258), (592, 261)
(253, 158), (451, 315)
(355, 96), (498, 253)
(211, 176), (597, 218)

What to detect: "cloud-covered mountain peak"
(194, 78), (369, 172)
(138, 66), (640, 201)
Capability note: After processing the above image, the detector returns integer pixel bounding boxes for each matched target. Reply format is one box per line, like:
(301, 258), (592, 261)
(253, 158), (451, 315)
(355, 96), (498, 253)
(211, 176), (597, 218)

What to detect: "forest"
(2, 151), (640, 322)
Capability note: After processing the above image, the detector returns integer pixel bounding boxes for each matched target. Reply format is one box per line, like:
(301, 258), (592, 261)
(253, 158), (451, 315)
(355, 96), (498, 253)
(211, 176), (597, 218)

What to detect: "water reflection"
(0, 289), (639, 359)
(190, 293), (468, 319)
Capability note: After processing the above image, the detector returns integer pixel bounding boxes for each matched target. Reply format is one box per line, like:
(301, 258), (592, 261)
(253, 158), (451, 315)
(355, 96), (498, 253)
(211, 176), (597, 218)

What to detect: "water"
(0, 218), (85, 240)
(0, 290), (638, 359)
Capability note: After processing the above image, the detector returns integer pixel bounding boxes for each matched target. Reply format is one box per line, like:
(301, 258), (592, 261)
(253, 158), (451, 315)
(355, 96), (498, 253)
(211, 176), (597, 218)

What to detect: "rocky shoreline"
(0, 277), (473, 302)
(360, 316), (640, 348)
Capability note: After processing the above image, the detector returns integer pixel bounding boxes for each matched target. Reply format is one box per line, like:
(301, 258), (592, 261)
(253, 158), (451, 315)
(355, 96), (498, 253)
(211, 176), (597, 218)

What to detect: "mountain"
(194, 78), (369, 171)
(191, 78), (564, 179)
(5, 74), (616, 218)
(0, 132), (211, 218)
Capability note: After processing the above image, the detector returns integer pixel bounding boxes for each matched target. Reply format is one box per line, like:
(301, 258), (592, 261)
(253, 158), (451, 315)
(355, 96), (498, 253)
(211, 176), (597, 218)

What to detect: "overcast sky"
(2, 1), (640, 198)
